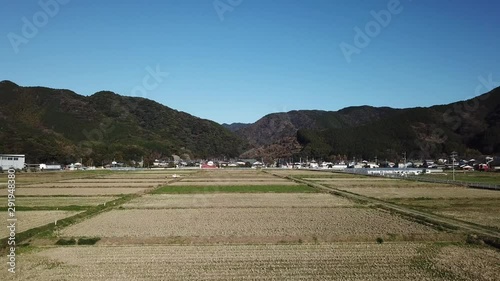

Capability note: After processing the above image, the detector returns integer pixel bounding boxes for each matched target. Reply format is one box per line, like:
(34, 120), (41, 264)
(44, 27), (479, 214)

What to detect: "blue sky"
(1, 0), (499, 124)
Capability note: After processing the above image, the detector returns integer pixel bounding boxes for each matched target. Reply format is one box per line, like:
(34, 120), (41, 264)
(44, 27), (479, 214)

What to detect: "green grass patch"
(152, 185), (318, 194)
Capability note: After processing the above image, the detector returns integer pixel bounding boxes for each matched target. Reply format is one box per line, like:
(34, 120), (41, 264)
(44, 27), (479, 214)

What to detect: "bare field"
(60, 208), (439, 241)
(303, 177), (395, 181)
(335, 186), (500, 199)
(11, 243), (499, 281)
(1, 211), (81, 239)
(189, 171), (275, 178)
(0, 187), (147, 196)
(326, 180), (453, 188)
(22, 182), (163, 188)
(321, 178), (500, 231)
(267, 169), (341, 177)
(432, 245), (500, 281)
(58, 178), (172, 183)
(3, 169), (499, 280)
(122, 193), (355, 209)
(98, 172), (196, 179)
(437, 210), (500, 230)
(15, 196), (119, 207)
(170, 180), (298, 186)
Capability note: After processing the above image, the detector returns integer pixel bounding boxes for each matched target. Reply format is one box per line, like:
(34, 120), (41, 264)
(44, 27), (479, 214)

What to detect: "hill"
(222, 122), (250, 132)
(0, 81), (246, 165)
(231, 87), (500, 161)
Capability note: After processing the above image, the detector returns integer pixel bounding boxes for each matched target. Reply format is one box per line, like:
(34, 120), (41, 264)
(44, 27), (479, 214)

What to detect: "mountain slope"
(221, 122), (250, 132)
(232, 108), (398, 148)
(232, 87), (500, 160)
(0, 81), (246, 164)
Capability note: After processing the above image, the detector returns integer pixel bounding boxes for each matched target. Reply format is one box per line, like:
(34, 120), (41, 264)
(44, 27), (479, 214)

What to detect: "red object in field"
(201, 161), (217, 169)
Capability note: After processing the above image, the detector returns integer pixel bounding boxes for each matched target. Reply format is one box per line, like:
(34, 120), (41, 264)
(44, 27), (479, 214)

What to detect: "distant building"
(0, 154), (26, 170)
(39, 164), (62, 171)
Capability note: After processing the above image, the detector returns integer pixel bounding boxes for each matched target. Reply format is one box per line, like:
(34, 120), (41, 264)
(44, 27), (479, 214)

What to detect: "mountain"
(230, 87), (500, 161)
(3, 80), (499, 165)
(0, 81), (246, 164)
(221, 122), (250, 132)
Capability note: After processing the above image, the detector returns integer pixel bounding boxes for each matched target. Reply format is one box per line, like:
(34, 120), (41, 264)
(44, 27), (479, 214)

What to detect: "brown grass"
(60, 208), (438, 241)
(15, 196), (119, 207)
(0, 211), (81, 239)
(0, 188), (147, 196)
(13, 243), (483, 280)
(335, 186), (500, 199)
(22, 182), (162, 188)
(122, 193), (355, 209)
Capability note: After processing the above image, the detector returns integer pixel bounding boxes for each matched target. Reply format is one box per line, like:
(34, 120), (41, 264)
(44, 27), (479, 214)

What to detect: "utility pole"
(451, 151), (457, 181)
(403, 152), (407, 176)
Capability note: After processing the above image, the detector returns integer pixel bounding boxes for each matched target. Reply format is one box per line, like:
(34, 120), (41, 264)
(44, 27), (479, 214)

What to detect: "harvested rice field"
(385, 197), (500, 230)
(58, 178), (172, 183)
(122, 193), (355, 209)
(151, 184), (317, 194)
(1, 169), (499, 280)
(1, 211), (81, 238)
(270, 170), (335, 176)
(188, 171), (276, 178)
(22, 182), (165, 188)
(14, 196), (119, 207)
(325, 180), (454, 189)
(310, 174), (500, 232)
(60, 208), (440, 242)
(302, 177), (394, 181)
(9, 243), (500, 281)
(437, 210), (500, 230)
(0, 187), (148, 196)
(98, 172), (195, 179)
(333, 186), (500, 199)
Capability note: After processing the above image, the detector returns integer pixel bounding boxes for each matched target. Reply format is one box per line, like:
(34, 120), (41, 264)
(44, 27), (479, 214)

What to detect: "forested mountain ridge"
(230, 87), (500, 161)
(2, 79), (499, 164)
(0, 80), (246, 164)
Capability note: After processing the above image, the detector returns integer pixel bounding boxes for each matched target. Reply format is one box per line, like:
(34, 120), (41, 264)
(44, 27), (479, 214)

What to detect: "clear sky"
(1, 0), (499, 124)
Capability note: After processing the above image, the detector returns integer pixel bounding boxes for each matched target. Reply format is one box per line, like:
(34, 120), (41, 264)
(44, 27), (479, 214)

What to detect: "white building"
(0, 154), (26, 170)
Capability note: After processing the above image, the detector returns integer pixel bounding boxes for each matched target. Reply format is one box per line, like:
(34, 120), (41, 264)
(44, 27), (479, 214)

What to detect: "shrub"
(465, 234), (482, 245)
(78, 237), (101, 245)
(55, 238), (76, 245)
(376, 237), (384, 244)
